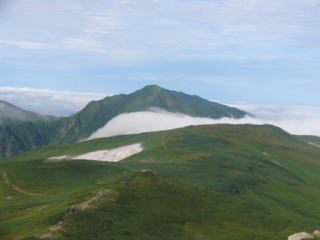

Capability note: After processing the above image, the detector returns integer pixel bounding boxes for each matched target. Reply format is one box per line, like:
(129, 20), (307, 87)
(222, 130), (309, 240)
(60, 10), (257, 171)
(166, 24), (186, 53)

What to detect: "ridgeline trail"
(1, 171), (44, 197)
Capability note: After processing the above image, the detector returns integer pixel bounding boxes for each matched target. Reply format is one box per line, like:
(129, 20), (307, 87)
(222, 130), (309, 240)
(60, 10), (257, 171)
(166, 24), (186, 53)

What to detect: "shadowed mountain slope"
(0, 101), (58, 158)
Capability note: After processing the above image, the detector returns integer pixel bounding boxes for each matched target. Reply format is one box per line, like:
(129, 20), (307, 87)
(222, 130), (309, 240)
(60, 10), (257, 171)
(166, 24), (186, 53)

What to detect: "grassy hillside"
(1, 124), (320, 240)
(52, 85), (247, 144)
(296, 135), (320, 146)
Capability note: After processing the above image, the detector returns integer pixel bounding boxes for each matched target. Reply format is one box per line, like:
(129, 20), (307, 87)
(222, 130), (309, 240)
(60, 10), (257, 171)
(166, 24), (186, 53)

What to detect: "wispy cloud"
(1, 0), (319, 60)
(0, 87), (106, 116)
(61, 38), (107, 53)
(0, 40), (56, 49)
(84, 8), (123, 36)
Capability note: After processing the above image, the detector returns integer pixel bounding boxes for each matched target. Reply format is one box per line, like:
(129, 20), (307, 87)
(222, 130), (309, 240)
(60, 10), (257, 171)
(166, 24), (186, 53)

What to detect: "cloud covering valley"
(88, 105), (320, 140)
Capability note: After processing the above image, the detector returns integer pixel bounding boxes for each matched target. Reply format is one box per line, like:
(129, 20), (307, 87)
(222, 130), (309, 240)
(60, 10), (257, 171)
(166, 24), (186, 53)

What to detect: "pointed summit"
(141, 84), (162, 90)
(133, 84), (165, 95)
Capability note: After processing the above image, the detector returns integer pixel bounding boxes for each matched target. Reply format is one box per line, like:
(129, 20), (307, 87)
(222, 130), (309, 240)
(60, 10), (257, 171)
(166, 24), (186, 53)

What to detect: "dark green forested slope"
(0, 101), (58, 158)
(1, 124), (320, 240)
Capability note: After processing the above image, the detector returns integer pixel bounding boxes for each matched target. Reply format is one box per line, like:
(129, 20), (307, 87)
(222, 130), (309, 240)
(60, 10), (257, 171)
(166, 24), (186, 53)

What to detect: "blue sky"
(0, 0), (320, 115)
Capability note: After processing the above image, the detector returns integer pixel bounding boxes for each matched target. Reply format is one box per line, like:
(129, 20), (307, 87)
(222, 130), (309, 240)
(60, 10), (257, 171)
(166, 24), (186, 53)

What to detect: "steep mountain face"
(52, 85), (247, 143)
(0, 101), (58, 158)
(2, 124), (320, 240)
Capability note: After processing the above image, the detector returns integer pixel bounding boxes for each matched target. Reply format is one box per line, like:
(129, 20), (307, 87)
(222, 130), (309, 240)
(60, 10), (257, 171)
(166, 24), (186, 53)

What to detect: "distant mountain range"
(0, 85), (247, 158)
(0, 100), (52, 125)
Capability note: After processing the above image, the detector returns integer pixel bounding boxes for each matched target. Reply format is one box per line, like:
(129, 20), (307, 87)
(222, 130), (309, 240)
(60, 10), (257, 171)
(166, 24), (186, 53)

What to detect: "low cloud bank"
(88, 106), (320, 140)
(0, 87), (106, 116)
(230, 103), (320, 136)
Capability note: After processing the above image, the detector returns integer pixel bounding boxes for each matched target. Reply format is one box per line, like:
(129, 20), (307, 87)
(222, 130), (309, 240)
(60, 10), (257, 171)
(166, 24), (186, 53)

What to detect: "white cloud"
(88, 105), (320, 140)
(87, 110), (228, 140)
(61, 38), (107, 53)
(229, 103), (320, 119)
(229, 103), (320, 136)
(0, 87), (106, 116)
(1, 0), (319, 62)
(0, 40), (56, 49)
(84, 8), (123, 36)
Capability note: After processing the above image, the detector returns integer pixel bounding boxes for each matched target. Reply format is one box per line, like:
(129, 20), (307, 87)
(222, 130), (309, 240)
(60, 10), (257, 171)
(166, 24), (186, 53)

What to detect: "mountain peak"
(53, 85), (248, 144)
(131, 84), (167, 97)
(142, 84), (162, 90)
(139, 84), (164, 93)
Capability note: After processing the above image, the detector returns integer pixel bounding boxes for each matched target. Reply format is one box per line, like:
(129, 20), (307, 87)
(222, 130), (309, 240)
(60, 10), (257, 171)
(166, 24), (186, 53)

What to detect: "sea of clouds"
(87, 105), (320, 140)
(0, 87), (106, 116)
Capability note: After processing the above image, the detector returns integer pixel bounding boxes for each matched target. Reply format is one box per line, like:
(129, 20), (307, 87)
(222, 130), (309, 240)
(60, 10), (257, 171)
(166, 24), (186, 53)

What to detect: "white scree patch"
(48, 143), (143, 162)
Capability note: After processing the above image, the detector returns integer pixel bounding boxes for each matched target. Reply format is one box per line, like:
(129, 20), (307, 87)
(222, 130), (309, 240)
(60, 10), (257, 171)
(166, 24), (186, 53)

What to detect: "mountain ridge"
(52, 84), (247, 144)
(0, 100), (56, 125)
(0, 85), (248, 158)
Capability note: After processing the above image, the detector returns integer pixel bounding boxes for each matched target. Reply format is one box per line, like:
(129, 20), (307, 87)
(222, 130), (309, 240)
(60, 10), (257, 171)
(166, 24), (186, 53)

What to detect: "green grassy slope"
(52, 85), (247, 144)
(52, 172), (304, 240)
(296, 135), (320, 146)
(1, 124), (320, 240)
